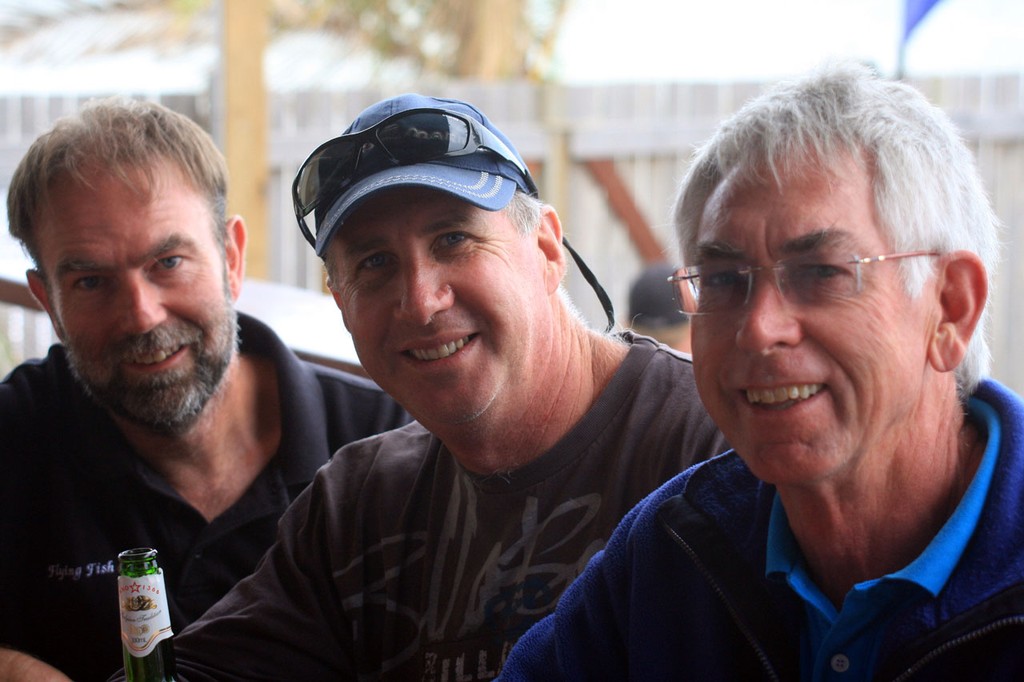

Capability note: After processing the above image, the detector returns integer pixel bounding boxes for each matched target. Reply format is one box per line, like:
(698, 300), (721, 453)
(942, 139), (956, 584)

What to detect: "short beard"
(64, 297), (239, 436)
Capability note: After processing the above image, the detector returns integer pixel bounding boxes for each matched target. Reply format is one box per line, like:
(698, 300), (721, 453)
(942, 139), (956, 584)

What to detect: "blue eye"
(74, 275), (102, 291)
(785, 261), (858, 302)
(793, 262), (846, 280)
(439, 232), (467, 248)
(701, 268), (746, 290)
(158, 256), (182, 269)
(692, 265), (751, 312)
(360, 252), (390, 270)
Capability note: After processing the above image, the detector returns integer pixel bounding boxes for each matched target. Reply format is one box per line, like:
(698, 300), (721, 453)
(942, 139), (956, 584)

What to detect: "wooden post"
(583, 159), (665, 263)
(221, 0), (268, 278)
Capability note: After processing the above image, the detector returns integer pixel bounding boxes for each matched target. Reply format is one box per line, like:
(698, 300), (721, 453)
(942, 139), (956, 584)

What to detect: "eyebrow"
(341, 207), (479, 255)
(693, 241), (745, 262)
(777, 228), (856, 257)
(54, 234), (193, 278)
(694, 227), (858, 262)
(411, 210), (478, 242)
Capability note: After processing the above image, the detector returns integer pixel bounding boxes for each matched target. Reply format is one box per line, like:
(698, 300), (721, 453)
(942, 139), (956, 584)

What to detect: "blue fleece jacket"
(500, 379), (1024, 681)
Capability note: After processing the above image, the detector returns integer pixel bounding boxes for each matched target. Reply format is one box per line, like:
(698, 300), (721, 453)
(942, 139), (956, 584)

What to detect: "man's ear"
(535, 205), (567, 295)
(26, 268), (64, 341)
(224, 215), (247, 301)
(927, 250), (987, 373)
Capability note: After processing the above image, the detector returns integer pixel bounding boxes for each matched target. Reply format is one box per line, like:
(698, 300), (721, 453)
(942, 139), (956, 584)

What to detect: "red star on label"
(130, 582), (141, 593)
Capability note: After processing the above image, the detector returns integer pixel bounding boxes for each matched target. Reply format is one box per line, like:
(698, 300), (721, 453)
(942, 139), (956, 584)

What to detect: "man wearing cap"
(152, 94), (727, 681)
(627, 262), (692, 353)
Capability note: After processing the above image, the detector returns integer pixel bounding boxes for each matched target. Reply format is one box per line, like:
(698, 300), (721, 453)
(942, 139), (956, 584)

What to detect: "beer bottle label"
(118, 573), (174, 657)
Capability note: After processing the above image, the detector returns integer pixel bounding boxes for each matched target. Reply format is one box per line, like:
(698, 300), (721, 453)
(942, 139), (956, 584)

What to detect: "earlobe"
(927, 251), (987, 373)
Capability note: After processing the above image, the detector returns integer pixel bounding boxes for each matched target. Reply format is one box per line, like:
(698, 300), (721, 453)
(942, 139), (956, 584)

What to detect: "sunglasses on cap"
(292, 107), (539, 249)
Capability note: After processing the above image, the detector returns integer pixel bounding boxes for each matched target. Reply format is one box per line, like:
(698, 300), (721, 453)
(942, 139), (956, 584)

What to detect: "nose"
(117, 273), (166, 335)
(398, 261), (454, 325)
(734, 270), (802, 352)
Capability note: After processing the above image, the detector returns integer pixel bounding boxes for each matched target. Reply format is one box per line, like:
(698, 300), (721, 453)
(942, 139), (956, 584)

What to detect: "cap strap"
(563, 237), (615, 333)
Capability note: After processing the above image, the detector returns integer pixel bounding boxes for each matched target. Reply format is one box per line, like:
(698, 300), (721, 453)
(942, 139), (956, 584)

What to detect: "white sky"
(553, 0), (1024, 83)
(0, 0), (1020, 93)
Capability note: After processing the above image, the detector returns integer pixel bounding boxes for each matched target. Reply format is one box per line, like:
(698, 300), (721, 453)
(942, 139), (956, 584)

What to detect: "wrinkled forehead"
(696, 153), (881, 261)
(325, 187), (488, 254)
(726, 144), (871, 195)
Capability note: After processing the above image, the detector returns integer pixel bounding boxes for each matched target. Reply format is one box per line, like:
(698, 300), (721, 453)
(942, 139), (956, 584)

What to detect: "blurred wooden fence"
(1, 75), (1022, 394)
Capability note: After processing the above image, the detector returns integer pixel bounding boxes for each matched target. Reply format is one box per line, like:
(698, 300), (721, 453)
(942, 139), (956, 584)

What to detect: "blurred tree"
(270, 0), (570, 81)
(0, 0), (570, 81)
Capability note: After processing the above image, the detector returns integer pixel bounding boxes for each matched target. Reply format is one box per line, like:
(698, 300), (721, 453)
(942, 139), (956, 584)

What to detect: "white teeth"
(746, 383), (822, 405)
(410, 336), (469, 361)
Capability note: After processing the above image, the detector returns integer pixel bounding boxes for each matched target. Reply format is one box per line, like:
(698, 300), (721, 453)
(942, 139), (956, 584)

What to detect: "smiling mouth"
(126, 346), (183, 365)
(409, 336), (471, 362)
(746, 383), (822, 406)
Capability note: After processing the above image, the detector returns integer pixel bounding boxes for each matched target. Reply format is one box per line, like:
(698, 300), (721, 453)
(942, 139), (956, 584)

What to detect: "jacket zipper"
(889, 615), (1024, 681)
(661, 516), (781, 681)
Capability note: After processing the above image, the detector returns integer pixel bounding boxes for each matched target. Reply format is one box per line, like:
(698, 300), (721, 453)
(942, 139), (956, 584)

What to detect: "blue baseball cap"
(307, 93), (537, 257)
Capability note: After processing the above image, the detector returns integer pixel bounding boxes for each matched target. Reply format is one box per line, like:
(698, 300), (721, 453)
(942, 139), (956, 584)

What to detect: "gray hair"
(673, 60), (1000, 395)
(504, 191), (543, 235)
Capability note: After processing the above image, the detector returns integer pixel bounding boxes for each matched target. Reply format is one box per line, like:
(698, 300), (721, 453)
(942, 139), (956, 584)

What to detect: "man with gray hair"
(501, 61), (1024, 680)
(147, 93), (727, 681)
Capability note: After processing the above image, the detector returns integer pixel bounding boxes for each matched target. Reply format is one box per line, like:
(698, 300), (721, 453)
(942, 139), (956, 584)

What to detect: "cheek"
(51, 303), (94, 338)
(821, 303), (919, 374)
(338, 298), (368, 334)
(691, 320), (727, 367)
(338, 292), (390, 344)
(691, 334), (727, 411)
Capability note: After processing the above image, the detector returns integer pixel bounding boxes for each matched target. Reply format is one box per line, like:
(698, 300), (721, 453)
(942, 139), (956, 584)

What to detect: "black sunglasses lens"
(295, 110), (495, 233)
(376, 112), (472, 162)
(295, 140), (367, 216)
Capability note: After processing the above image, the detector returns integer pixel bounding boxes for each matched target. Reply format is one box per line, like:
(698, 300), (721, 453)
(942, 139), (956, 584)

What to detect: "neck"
(442, 327), (628, 475)
(782, 398), (984, 607)
(114, 353), (281, 521)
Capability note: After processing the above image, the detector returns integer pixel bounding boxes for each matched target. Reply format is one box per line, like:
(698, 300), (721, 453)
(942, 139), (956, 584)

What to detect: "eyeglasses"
(292, 108), (539, 248)
(668, 250), (940, 315)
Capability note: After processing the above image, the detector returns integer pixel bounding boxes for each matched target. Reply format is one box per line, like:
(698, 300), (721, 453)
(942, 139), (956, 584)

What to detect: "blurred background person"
(626, 262), (691, 354)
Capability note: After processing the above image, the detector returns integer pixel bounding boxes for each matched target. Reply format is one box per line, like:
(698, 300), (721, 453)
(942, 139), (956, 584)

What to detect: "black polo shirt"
(0, 313), (410, 681)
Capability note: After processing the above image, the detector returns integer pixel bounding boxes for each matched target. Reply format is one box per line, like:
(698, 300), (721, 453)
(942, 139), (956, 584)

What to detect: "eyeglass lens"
(694, 262), (858, 312)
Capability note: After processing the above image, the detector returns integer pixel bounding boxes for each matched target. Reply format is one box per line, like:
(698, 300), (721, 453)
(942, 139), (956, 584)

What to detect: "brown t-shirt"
(170, 334), (727, 681)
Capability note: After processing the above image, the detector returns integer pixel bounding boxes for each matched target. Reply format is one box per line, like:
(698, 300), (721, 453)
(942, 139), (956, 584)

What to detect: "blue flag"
(903, 0), (943, 41)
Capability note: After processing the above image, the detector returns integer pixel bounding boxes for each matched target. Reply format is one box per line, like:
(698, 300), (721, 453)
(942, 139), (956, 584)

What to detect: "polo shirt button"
(830, 653), (850, 673)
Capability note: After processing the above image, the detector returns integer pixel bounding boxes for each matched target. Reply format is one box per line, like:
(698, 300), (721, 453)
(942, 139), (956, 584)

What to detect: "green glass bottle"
(117, 548), (177, 682)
